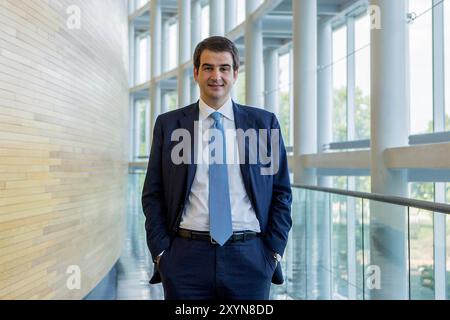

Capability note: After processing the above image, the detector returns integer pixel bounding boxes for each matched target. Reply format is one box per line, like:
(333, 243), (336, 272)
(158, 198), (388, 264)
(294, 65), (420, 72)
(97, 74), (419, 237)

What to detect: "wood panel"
(0, 0), (129, 299)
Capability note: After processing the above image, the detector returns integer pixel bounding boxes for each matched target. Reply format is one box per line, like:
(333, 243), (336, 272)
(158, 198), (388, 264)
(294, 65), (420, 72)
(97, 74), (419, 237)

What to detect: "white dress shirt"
(179, 97), (261, 233)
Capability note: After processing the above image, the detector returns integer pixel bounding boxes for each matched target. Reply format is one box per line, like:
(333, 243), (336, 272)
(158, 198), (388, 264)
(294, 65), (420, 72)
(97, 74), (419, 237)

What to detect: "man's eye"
(220, 67), (229, 72)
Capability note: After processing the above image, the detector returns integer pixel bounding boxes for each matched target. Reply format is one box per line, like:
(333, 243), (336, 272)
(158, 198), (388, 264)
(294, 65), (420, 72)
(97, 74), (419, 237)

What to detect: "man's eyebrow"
(201, 63), (232, 68)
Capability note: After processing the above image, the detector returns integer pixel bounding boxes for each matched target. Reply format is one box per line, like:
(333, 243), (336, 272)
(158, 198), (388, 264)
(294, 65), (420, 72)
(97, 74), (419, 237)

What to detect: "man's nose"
(211, 68), (221, 80)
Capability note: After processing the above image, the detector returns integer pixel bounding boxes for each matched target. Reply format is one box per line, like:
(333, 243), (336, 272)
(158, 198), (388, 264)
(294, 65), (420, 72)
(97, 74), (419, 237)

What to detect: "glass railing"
(270, 185), (450, 300)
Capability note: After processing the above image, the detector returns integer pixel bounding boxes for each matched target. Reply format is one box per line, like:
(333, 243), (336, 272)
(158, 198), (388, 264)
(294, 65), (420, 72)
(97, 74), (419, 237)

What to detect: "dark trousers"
(157, 235), (277, 300)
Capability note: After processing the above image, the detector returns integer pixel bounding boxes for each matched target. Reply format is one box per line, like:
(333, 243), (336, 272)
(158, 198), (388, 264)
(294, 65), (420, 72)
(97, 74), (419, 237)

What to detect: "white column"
(150, 0), (162, 129)
(292, 0), (317, 184)
(264, 48), (279, 115)
(370, 0), (409, 299)
(209, 0), (225, 36)
(225, 0), (237, 34)
(178, 0), (191, 107)
(245, 0), (263, 107)
(316, 21), (333, 299)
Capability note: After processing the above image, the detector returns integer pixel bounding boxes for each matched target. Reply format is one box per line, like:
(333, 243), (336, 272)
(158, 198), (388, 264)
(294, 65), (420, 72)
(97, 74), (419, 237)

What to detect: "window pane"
(279, 53), (292, 147)
(167, 92), (178, 111)
(355, 15), (371, 140)
(169, 22), (178, 70)
(333, 26), (347, 142)
(355, 176), (371, 193)
(235, 69), (246, 104)
(135, 99), (149, 158)
(138, 36), (149, 84)
(409, 0), (433, 134)
(445, 0), (450, 130)
(201, 5), (210, 40)
(236, 0), (246, 25)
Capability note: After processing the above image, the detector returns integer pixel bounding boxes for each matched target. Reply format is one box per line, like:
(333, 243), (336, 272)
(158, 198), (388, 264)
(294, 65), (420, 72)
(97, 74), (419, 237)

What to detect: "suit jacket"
(142, 101), (292, 285)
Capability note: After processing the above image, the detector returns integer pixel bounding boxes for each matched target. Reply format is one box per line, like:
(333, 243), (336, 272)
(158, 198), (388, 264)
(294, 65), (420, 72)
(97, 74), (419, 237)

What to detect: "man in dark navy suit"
(142, 36), (292, 300)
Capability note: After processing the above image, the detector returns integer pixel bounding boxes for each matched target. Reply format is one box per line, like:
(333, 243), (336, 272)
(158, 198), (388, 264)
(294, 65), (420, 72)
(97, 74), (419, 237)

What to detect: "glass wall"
(331, 193), (349, 298)
(409, 0), (433, 134)
(409, 182), (435, 299)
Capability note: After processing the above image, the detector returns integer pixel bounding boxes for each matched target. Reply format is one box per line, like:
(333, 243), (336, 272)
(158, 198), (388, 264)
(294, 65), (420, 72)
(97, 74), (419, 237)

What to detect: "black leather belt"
(177, 229), (260, 244)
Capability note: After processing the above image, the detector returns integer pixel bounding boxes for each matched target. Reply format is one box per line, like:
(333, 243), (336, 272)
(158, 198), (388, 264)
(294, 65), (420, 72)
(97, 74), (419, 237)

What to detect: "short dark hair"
(193, 36), (240, 71)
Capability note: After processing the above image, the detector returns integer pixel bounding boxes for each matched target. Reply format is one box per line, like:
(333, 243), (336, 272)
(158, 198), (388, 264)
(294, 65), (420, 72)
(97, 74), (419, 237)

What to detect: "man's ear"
(193, 67), (199, 82)
(233, 69), (238, 82)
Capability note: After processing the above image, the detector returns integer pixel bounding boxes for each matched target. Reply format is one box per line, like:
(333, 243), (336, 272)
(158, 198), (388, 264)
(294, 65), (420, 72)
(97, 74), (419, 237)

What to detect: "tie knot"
(210, 112), (222, 124)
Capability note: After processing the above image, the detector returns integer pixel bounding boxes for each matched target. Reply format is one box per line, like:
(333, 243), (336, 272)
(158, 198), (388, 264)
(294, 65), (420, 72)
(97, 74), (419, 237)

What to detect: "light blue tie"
(209, 112), (233, 246)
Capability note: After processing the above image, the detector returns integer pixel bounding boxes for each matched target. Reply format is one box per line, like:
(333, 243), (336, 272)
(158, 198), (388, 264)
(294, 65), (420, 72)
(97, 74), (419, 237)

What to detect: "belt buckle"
(210, 236), (217, 245)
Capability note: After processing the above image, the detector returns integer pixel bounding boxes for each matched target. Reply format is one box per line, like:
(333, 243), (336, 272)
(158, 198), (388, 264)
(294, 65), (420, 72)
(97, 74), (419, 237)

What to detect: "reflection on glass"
(304, 191), (333, 299)
(368, 200), (408, 299)
(331, 194), (348, 298)
(355, 14), (371, 140)
(286, 188), (307, 300)
(332, 26), (347, 142)
(409, 208), (435, 300)
(409, 0), (433, 134)
(353, 196), (365, 300)
(361, 199), (371, 299)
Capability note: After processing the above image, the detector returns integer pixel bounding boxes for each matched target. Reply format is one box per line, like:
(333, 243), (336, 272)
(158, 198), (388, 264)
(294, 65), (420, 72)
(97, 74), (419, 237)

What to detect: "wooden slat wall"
(0, 0), (129, 299)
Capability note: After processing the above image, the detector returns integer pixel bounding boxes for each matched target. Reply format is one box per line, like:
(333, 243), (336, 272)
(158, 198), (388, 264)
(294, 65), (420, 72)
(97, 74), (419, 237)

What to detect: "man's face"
(194, 49), (238, 108)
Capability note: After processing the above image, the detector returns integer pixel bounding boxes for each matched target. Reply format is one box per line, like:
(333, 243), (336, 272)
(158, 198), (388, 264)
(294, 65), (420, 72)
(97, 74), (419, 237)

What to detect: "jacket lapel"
(232, 101), (256, 210)
(179, 102), (199, 205)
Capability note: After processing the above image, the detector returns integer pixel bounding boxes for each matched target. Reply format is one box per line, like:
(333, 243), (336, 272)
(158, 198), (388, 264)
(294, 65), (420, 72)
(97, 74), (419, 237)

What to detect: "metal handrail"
(293, 184), (450, 215)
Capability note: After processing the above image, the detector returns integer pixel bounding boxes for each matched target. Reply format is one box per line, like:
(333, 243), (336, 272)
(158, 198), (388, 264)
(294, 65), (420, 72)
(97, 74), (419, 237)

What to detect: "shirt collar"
(198, 97), (234, 121)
